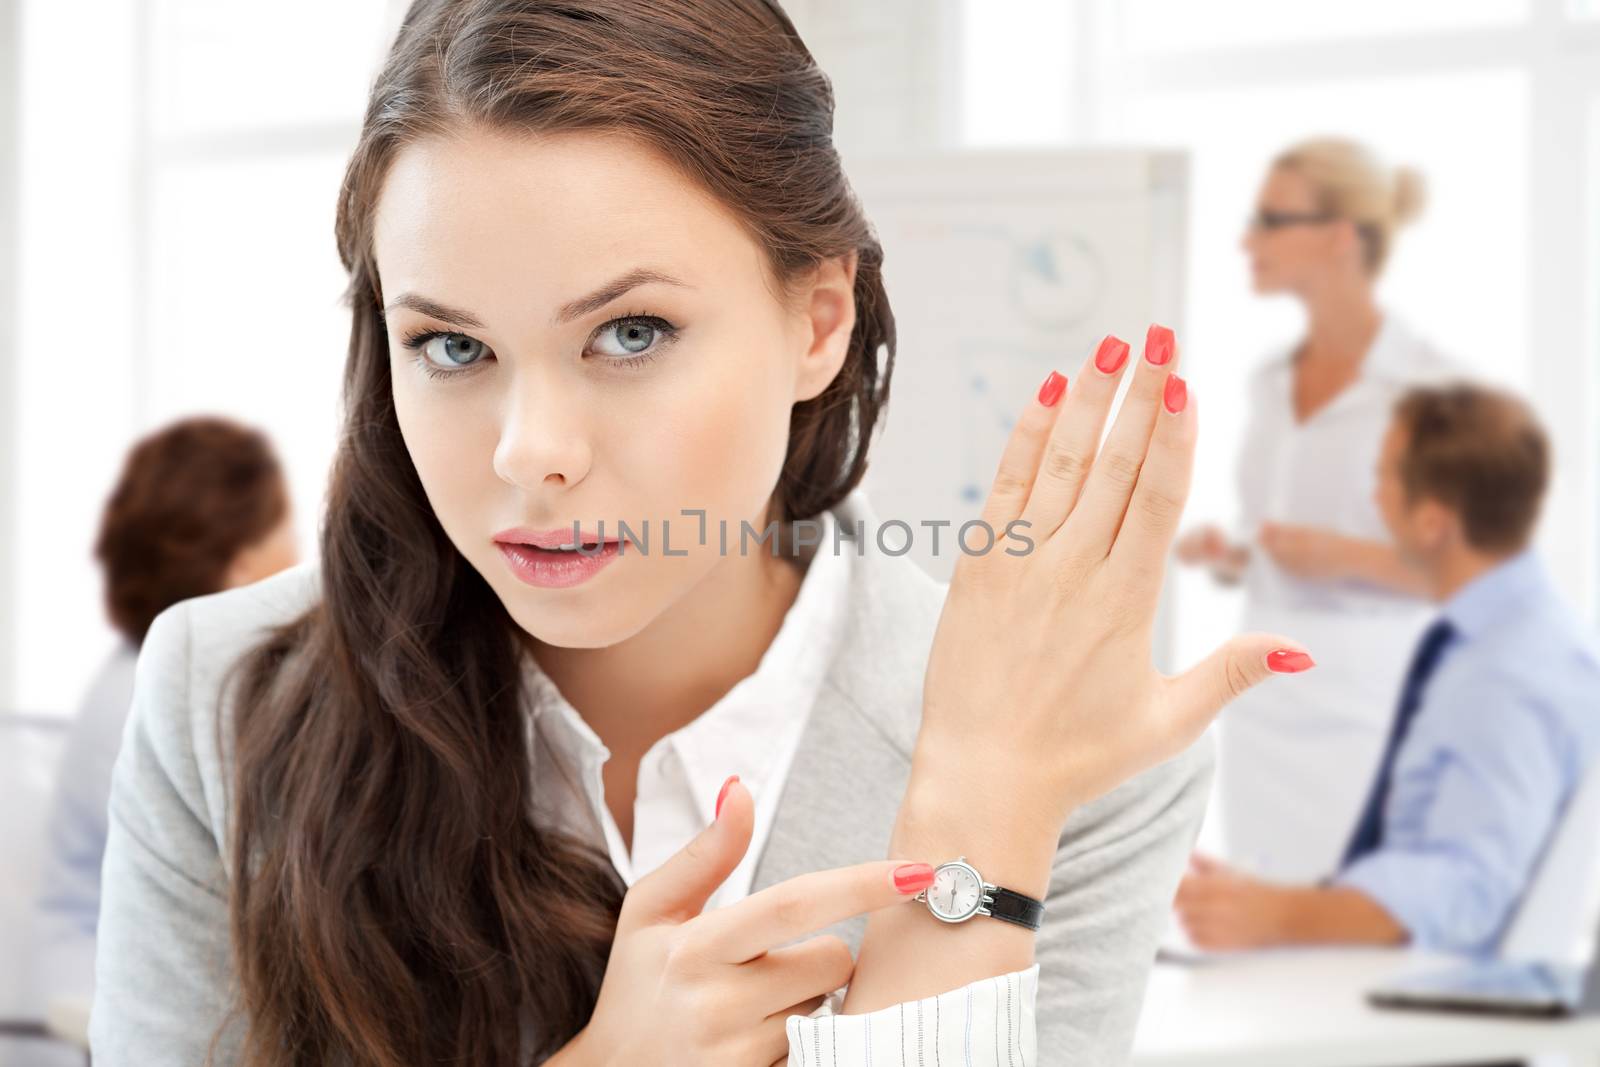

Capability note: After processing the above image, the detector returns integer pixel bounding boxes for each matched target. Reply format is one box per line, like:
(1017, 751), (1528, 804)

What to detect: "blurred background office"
(1, 0), (1598, 1064)
(6, 0), (1596, 722)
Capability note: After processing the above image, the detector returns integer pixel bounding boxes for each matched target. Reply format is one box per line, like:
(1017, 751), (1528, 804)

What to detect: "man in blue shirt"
(1176, 382), (1600, 955)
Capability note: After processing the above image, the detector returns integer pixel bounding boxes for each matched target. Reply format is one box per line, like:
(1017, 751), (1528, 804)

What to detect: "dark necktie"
(1338, 617), (1459, 869)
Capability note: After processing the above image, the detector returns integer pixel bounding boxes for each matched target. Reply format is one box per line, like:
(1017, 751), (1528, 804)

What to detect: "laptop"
(1366, 959), (1591, 1018)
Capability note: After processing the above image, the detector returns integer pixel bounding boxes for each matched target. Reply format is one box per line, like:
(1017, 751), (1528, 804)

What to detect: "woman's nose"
(491, 378), (594, 491)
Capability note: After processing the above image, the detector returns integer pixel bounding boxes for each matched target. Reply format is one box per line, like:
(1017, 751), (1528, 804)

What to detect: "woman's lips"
(496, 540), (621, 589)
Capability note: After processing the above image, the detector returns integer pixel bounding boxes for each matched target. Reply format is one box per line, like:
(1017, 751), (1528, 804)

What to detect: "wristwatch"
(912, 856), (1045, 931)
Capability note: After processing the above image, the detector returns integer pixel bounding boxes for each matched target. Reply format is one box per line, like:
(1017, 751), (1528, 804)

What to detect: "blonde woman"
(1175, 137), (1464, 882)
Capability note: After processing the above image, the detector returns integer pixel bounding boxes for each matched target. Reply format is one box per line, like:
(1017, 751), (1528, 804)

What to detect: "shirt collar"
(1441, 547), (1546, 641)
(520, 507), (854, 809)
(1265, 309), (1412, 384)
(670, 507), (852, 821)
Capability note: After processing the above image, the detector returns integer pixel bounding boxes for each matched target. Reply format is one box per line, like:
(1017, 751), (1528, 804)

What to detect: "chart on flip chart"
(843, 148), (1190, 584)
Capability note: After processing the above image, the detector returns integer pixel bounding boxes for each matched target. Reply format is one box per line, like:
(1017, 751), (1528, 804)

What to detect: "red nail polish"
(1094, 335), (1130, 374)
(1163, 374), (1187, 414)
(892, 863), (936, 894)
(1146, 324), (1175, 366)
(1036, 370), (1067, 408)
(715, 774), (739, 819)
(1266, 649), (1315, 673)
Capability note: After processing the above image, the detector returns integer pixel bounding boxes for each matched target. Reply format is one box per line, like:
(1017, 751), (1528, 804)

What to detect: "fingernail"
(1036, 370), (1067, 407)
(715, 774), (739, 819)
(892, 863), (936, 894)
(1163, 373), (1187, 414)
(1146, 323), (1175, 366)
(1094, 335), (1130, 375)
(1266, 649), (1316, 673)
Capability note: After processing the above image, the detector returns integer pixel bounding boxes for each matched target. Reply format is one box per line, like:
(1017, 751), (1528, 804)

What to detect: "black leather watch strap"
(985, 886), (1045, 931)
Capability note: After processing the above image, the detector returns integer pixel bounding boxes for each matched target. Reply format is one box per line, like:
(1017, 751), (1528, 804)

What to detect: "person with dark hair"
(88, 3), (1316, 1065)
(32, 415), (297, 1007)
(1175, 382), (1600, 954)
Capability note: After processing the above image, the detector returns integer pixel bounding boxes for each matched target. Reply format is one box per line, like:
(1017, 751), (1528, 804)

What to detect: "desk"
(49, 952), (1600, 1065)
(1131, 948), (1600, 1067)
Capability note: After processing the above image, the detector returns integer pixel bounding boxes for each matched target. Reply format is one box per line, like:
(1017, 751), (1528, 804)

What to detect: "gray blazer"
(90, 488), (1212, 1065)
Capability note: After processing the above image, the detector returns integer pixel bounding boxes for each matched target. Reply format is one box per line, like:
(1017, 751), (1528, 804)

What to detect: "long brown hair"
(221, 1), (896, 1063)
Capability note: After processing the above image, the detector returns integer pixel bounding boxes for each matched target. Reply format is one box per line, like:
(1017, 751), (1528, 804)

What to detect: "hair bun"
(1392, 166), (1427, 226)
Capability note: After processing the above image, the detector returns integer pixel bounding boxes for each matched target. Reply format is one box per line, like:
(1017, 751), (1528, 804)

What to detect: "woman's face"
(1240, 165), (1352, 296)
(373, 127), (855, 649)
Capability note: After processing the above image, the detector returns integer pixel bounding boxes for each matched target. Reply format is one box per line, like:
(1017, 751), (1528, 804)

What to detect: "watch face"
(928, 863), (982, 921)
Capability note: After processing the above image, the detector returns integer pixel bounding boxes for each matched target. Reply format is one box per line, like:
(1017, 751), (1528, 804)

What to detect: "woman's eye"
(592, 319), (659, 361)
(591, 316), (676, 362)
(420, 332), (489, 369)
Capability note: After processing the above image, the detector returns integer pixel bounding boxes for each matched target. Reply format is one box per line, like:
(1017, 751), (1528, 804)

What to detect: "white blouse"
(521, 507), (1038, 1065)
(1213, 311), (1470, 880)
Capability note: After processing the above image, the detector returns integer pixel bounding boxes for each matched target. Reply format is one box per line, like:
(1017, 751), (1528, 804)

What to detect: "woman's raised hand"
(917, 326), (1315, 831)
(561, 778), (936, 1067)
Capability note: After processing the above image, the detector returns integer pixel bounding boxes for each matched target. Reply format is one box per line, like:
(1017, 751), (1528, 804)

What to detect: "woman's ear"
(792, 250), (859, 404)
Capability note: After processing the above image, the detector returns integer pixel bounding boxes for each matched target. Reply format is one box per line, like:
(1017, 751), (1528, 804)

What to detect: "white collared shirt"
(525, 508), (852, 909)
(518, 507), (1039, 1065)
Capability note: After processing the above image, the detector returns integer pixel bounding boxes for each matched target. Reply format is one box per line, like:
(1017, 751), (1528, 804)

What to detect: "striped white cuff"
(786, 964), (1039, 1066)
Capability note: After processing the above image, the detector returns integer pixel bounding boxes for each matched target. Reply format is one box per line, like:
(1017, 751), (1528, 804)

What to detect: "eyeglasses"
(1247, 209), (1338, 231)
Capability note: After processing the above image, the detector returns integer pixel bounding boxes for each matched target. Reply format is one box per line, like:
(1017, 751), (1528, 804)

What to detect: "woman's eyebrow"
(382, 294), (486, 329)
(552, 267), (693, 326)
(381, 267), (692, 332)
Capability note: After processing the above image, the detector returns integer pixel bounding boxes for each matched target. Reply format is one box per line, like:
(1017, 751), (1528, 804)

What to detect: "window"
(10, 1), (403, 713)
(959, 0), (1075, 146)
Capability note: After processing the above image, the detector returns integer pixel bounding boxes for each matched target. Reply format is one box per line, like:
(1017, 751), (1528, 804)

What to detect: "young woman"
(1175, 138), (1464, 881)
(90, 2), (1311, 1064)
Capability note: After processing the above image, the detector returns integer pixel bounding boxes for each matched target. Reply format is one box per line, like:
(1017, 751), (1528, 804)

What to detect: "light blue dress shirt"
(33, 640), (140, 1003)
(1336, 549), (1600, 955)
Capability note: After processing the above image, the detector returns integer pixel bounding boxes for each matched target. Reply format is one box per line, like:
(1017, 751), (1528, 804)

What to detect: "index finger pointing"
(693, 860), (936, 964)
